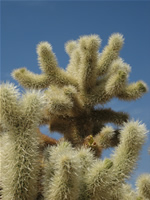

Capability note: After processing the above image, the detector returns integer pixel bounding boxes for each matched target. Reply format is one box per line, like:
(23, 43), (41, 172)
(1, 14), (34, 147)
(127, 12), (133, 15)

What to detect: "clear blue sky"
(1, 1), (150, 188)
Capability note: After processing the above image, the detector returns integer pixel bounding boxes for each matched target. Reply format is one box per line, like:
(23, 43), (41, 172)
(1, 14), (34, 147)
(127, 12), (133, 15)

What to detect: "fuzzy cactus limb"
(117, 81), (148, 101)
(44, 85), (84, 117)
(0, 83), (44, 200)
(77, 35), (101, 93)
(94, 126), (120, 149)
(111, 121), (147, 181)
(37, 42), (78, 88)
(12, 42), (78, 90)
(86, 121), (148, 200)
(76, 147), (96, 200)
(66, 41), (80, 79)
(105, 69), (128, 95)
(43, 141), (80, 200)
(121, 184), (137, 200)
(97, 33), (124, 76)
(136, 174), (150, 200)
(11, 68), (49, 89)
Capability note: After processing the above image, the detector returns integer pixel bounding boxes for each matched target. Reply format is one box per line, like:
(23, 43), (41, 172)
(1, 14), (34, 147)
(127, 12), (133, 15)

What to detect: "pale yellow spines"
(117, 81), (148, 101)
(84, 56), (143, 106)
(0, 83), (21, 130)
(77, 35), (101, 92)
(136, 174), (150, 199)
(84, 121), (148, 200)
(21, 90), (45, 128)
(12, 34), (148, 107)
(45, 86), (74, 116)
(65, 40), (77, 56)
(97, 33), (124, 76)
(86, 158), (113, 199)
(45, 154), (80, 200)
(108, 183), (137, 200)
(43, 141), (73, 192)
(76, 147), (95, 176)
(37, 42), (58, 74)
(12, 42), (78, 89)
(66, 43), (81, 79)
(45, 85), (84, 117)
(105, 59), (130, 95)
(0, 83), (44, 200)
(76, 147), (96, 200)
(85, 79), (147, 107)
(105, 70), (128, 95)
(37, 41), (78, 88)
(112, 121), (147, 181)
(109, 57), (131, 74)
(121, 184), (137, 200)
(63, 85), (84, 115)
(12, 67), (49, 89)
(94, 126), (120, 148)
(84, 82), (112, 105)
(43, 141), (80, 200)
(104, 58), (131, 96)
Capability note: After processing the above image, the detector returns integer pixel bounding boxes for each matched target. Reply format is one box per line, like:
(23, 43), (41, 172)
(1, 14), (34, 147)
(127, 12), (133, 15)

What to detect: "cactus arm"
(85, 84), (112, 105)
(76, 147), (96, 200)
(0, 83), (44, 200)
(97, 33), (124, 76)
(117, 81), (148, 101)
(0, 83), (21, 129)
(12, 42), (78, 90)
(12, 68), (49, 89)
(45, 86), (74, 116)
(45, 85), (83, 117)
(86, 158), (113, 200)
(111, 121), (147, 181)
(43, 141), (80, 200)
(94, 126), (120, 149)
(105, 69), (128, 95)
(136, 174), (150, 199)
(37, 42), (78, 88)
(66, 40), (80, 78)
(77, 35), (101, 93)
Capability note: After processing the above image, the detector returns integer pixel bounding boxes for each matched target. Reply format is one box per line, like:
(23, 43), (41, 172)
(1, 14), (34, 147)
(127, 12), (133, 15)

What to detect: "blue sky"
(1, 1), (150, 188)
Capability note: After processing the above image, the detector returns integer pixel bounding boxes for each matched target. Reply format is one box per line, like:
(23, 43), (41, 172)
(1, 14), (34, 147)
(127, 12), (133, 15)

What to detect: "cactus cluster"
(0, 33), (150, 199)
(43, 121), (148, 200)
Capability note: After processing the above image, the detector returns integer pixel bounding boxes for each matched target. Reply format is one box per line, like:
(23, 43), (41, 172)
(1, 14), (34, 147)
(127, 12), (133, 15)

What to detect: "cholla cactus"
(12, 33), (148, 152)
(42, 121), (148, 200)
(0, 83), (45, 200)
(0, 34), (150, 200)
(136, 174), (150, 199)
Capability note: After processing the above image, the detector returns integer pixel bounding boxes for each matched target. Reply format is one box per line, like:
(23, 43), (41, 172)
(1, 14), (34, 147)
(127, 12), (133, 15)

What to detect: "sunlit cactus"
(42, 121), (148, 200)
(12, 33), (148, 150)
(0, 83), (45, 200)
(0, 34), (149, 199)
(136, 174), (150, 199)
